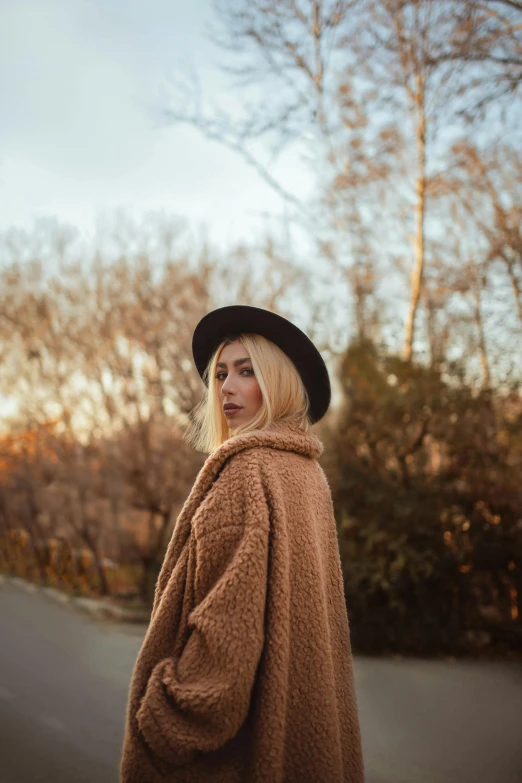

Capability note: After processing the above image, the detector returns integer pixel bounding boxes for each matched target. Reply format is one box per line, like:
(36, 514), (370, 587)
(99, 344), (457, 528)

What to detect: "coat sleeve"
(135, 456), (270, 767)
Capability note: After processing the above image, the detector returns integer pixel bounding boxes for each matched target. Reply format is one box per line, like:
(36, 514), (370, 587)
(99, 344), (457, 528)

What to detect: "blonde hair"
(184, 333), (311, 453)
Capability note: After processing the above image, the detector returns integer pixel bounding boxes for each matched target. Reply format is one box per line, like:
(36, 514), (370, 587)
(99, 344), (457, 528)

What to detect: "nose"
(221, 374), (236, 397)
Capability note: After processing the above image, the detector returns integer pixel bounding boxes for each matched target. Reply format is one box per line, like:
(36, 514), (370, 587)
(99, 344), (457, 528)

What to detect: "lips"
(224, 403), (241, 411)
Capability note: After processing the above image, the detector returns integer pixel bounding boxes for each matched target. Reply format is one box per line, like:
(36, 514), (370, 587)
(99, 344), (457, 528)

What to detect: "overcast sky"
(0, 0), (313, 247)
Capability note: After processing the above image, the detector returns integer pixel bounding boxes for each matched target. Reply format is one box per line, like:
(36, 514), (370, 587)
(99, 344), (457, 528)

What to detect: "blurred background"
(1, 2), (522, 779)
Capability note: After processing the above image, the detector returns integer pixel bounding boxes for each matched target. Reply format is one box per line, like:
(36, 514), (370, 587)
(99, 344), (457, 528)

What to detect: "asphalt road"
(1, 579), (521, 783)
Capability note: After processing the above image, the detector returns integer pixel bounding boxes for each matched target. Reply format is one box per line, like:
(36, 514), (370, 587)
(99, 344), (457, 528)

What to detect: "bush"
(320, 340), (522, 657)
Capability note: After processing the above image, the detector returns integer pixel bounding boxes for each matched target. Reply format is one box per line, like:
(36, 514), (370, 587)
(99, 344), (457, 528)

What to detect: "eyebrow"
(216, 357), (252, 369)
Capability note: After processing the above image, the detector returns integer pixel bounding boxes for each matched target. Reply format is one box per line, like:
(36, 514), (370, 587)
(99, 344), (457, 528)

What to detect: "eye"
(216, 367), (253, 380)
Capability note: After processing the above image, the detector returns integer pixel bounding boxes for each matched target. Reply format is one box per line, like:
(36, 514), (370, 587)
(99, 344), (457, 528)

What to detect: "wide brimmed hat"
(192, 305), (331, 424)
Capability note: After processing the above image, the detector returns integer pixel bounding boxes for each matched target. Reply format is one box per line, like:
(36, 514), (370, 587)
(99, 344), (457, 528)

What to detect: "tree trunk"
(138, 555), (161, 606)
(403, 108), (426, 362)
(25, 491), (49, 583)
(353, 272), (367, 343)
(425, 297), (442, 369)
(26, 528), (48, 583)
(136, 509), (172, 606)
(472, 280), (491, 390)
(88, 541), (110, 597)
(504, 255), (522, 333)
(79, 509), (111, 597)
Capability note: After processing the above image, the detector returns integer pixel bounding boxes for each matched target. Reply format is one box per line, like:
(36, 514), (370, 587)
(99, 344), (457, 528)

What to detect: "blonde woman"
(120, 305), (365, 783)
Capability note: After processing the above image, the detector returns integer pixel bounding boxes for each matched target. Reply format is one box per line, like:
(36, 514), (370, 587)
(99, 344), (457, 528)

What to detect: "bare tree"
(446, 141), (522, 342)
(0, 216), (215, 599)
(426, 0), (522, 118)
(160, 0), (389, 345)
(344, 0), (471, 360)
(2, 215), (337, 601)
(160, 0), (483, 361)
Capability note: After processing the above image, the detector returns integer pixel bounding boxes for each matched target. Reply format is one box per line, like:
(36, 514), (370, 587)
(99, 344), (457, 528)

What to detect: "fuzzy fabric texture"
(120, 418), (365, 783)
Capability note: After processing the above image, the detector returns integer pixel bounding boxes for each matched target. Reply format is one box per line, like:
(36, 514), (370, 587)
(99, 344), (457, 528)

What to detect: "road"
(1, 579), (521, 783)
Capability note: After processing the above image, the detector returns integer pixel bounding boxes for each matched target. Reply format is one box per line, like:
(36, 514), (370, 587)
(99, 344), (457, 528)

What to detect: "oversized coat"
(120, 417), (365, 783)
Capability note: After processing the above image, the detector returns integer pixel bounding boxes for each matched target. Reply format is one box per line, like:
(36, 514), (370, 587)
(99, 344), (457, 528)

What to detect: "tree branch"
(161, 108), (311, 220)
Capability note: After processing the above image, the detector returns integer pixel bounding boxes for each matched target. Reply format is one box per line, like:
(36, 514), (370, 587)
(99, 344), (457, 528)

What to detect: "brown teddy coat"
(120, 418), (364, 782)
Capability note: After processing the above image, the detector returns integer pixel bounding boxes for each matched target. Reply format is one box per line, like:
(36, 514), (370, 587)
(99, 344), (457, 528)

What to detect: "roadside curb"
(3, 576), (150, 624)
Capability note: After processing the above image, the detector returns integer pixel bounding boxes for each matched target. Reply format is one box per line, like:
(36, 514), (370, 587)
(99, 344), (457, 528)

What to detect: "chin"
(228, 415), (248, 431)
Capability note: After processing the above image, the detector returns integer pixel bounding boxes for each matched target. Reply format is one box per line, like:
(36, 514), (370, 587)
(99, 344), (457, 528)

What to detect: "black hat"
(192, 305), (331, 424)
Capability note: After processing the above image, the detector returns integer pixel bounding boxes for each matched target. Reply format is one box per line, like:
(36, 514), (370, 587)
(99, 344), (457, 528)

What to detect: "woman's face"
(216, 340), (263, 428)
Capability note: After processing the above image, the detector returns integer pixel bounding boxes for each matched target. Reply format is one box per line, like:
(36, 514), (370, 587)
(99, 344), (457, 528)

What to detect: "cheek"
(248, 379), (263, 406)
(255, 381), (263, 404)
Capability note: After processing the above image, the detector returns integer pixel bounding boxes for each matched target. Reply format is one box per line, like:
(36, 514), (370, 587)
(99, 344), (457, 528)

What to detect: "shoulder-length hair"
(184, 332), (311, 453)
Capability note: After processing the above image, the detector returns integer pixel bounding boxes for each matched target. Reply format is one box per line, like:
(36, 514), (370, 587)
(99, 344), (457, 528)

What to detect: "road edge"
(0, 574), (150, 624)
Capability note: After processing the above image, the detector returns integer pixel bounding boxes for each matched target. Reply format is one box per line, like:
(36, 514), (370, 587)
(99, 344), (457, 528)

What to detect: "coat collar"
(214, 417), (323, 462)
(152, 419), (323, 618)
(189, 418), (323, 511)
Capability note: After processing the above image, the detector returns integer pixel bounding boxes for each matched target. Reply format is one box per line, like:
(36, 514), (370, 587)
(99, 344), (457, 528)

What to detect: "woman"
(120, 305), (365, 783)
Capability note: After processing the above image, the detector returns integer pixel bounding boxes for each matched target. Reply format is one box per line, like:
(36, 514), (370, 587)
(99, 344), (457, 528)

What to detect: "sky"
(0, 0), (314, 248)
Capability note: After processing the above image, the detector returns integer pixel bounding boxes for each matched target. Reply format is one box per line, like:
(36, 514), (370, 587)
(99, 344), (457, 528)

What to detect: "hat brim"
(192, 305), (331, 424)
